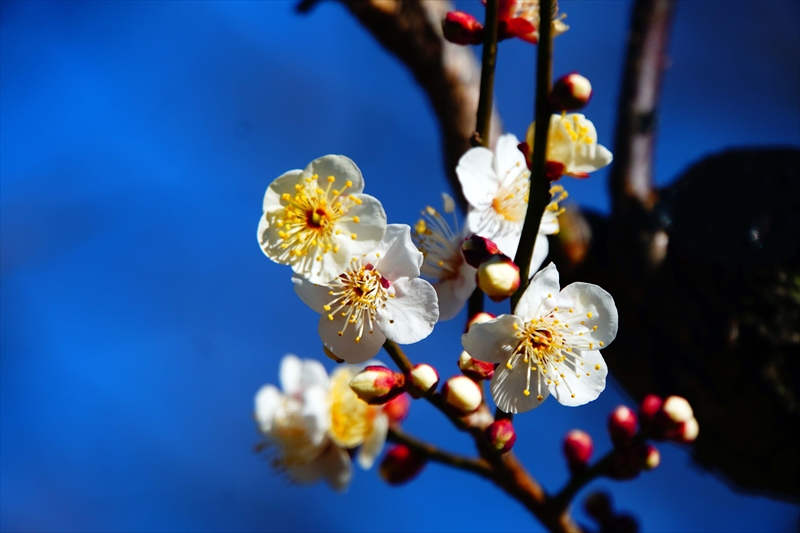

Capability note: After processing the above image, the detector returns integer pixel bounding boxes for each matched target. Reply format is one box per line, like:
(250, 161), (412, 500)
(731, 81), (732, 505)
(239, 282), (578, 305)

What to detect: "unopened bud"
(484, 419), (516, 453)
(636, 443), (660, 470)
(660, 395), (694, 424)
(462, 234), (501, 268)
(639, 394), (663, 427)
(458, 351), (495, 381)
(383, 393), (410, 425)
(466, 311), (496, 331)
(608, 405), (638, 448)
(563, 429), (593, 472)
(380, 444), (426, 485)
(442, 375), (483, 414)
(477, 255), (520, 302)
(349, 366), (405, 405)
(407, 363), (439, 398)
(550, 73), (593, 111)
(442, 11), (484, 46)
(673, 417), (699, 443)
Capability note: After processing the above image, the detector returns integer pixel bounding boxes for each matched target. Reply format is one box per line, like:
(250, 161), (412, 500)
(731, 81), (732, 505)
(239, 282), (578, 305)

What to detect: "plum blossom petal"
(514, 262), (559, 320)
(461, 314), (522, 364)
(526, 114), (613, 180)
(491, 360), (549, 414)
(378, 278), (439, 344)
(547, 349), (607, 407)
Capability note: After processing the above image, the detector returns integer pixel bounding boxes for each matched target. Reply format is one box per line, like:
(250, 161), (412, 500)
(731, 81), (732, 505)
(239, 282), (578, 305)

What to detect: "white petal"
(457, 146), (500, 209)
(491, 229), (522, 260)
(358, 413), (388, 470)
(434, 270), (475, 322)
(378, 278), (438, 344)
(548, 349), (607, 406)
(319, 444), (353, 492)
(319, 314), (386, 364)
(514, 262), (560, 320)
(555, 282), (618, 349)
(490, 363), (549, 414)
(300, 359), (330, 392)
(305, 155), (365, 194)
(279, 354), (303, 396)
(292, 275), (331, 313)
(334, 194), (387, 257)
(262, 169), (303, 213)
(254, 384), (281, 433)
(372, 224), (423, 281)
(494, 133), (526, 181)
(461, 314), (521, 364)
(539, 208), (560, 236)
(467, 209), (502, 243)
(302, 385), (331, 446)
(545, 115), (575, 167)
(529, 234), (550, 276)
(571, 142), (613, 174)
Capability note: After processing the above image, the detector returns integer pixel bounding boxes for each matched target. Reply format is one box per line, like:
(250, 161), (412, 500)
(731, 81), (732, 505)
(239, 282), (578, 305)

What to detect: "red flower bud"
(639, 394), (663, 426)
(380, 444), (426, 485)
(608, 405), (638, 448)
(466, 311), (496, 332)
(442, 11), (484, 46)
(349, 366), (405, 405)
(477, 255), (520, 302)
(671, 417), (699, 443)
(462, 234), (501, 268)
(442, 375), (483, 415)
(636, 443), (660, 471)
(484, 419), (517, 453)
(550, 73), (593, 111)
(563, 429), (593, 472)
(458, 351), (495, 381)
(407, 363), (439, 399)
(383, 393), (410, 425)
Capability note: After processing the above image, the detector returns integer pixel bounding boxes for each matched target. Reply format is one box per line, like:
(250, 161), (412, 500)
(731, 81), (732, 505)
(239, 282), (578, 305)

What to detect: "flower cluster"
(254, 355), (403, 490)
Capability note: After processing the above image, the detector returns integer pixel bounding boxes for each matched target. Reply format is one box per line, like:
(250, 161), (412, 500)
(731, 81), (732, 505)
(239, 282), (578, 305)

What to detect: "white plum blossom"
(457, 133), (568, 271)
(526, 114), (613, 180)
(258, 155), (387, 284)
(412, 193), (476, 321)
(294, 224), (439, 364)
(462, 263), (618, 414)
(254, 355), (351, 490)
(254, 355), (391, 490)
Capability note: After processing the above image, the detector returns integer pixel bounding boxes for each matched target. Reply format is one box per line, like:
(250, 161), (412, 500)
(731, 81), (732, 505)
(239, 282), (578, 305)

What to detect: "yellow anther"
(593, 325), (598, 331)
(587, 312), (593, 318)
(547, 294), (553, 298)
(344, 180), (353, 188)
(571, 394), (575, 398)
(351, 234), (357, 240)
(537, 395), (543, 401)
(595, 364), (601, 370)
(589, 343), (593, 349)
(327, 314), (335, 321)
(599, 342), (604, 347)
(569, 309), (574, 313)
(580, 321), (585, 325)
(327, 175), (335, 183)
(523, 390), (531, 396)
(352, 216), (360, 224)
(323, 305), (331, 311)
(554, 307), (559, 312)
(354, 336), (361, 344)
(506, 363), (513, 370)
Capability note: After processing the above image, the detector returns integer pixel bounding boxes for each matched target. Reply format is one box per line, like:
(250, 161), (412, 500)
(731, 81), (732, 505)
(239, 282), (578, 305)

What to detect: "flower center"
(323, 260), (391, 344)
(492, 165), (529, 223)
(271, 174), (362, 266)
(560, 114), (595, 145)
(413, 205), (463, 282)
(329, 368), (375, 448)
(272, 402), (323, 468)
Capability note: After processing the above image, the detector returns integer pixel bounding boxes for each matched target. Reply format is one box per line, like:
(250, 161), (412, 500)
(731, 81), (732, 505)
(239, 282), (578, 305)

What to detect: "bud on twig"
(383, 393), (410, 425)
(484, 419), (516, 453)
(477, 255), (520, 302)
(608, 405), (638, 448)
(584, 491), (613, 523)
(349, 366), (406, 405)
(636, 443), (660, 471)
(442, 376), (483, 415)
(673, 417), (700, 443)
(466, 311), (495, 331)
(660, 395), (694, 424)
(638, 394), (663, 428)
(442, 11), (484, 45)
(563, 429), (593, 472)
(407, 364), (439, 399)
(550, 72), (593, 111)
(458, 351), (495, 381)
(462, 235), (501, 268)
(380, 444), (427, 485)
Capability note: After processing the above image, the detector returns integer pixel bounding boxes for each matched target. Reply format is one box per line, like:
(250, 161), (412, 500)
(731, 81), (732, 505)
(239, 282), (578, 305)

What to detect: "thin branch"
(388, 427), (494, 479)
(475, 0), (500, 148)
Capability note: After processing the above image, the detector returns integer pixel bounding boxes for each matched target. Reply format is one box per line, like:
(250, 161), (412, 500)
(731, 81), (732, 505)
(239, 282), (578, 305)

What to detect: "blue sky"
(1, 1), (798, 531)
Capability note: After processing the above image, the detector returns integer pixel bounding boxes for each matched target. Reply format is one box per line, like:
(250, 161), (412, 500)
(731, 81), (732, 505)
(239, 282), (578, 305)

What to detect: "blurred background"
(1, 0), (798, 531)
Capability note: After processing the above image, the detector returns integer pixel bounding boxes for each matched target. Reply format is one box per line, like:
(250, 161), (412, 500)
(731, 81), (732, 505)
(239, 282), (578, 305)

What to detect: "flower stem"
(511, 0), (555, 311)
(387, 427), (494, 479)
(382, 339), (412, 374)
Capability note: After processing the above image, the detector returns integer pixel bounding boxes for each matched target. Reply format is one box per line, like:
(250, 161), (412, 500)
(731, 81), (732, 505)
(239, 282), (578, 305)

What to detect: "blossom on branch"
(457, 133), (567, 272)
(524, 114), (613, 180)
(258, 155), (387, 284)
(462, 263), (618, 414)
(413, 194), (476, 321)
(294, 224), (439, 364)
(497, 0), (569, 44)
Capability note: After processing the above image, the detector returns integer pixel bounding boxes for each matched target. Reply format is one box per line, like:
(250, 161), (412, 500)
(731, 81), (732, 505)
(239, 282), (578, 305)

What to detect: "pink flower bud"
(484, 419), (516, 453)
(672, 417), (699, 443)
(608, 405), (638, 448)
(380, 444), (426, 485)
(349, 366), (405, 405)
(660, 395), (694, 424)
(442, 11), (485, 45)
(442, 375), (483, 415)
(550, 73), (593, 111)
(563, 429), (593, 472)
(407, 363), (439, 399)
(383, 393), (410, 425)
(477, 255), (520, 302)
(637, 443), (660, 470)
(462, 234), (501, 268)
(466, 311), (495, 332)
(458, 351), (495, 381)
(639, 394), (663, 426)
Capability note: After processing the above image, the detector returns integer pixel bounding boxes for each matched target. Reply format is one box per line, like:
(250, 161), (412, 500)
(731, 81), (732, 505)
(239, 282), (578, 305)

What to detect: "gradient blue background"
(2, 1), (799, 531)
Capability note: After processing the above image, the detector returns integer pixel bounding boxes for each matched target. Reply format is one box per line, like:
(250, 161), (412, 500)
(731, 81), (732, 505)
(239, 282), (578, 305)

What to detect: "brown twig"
(387, 427), (494, 479)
